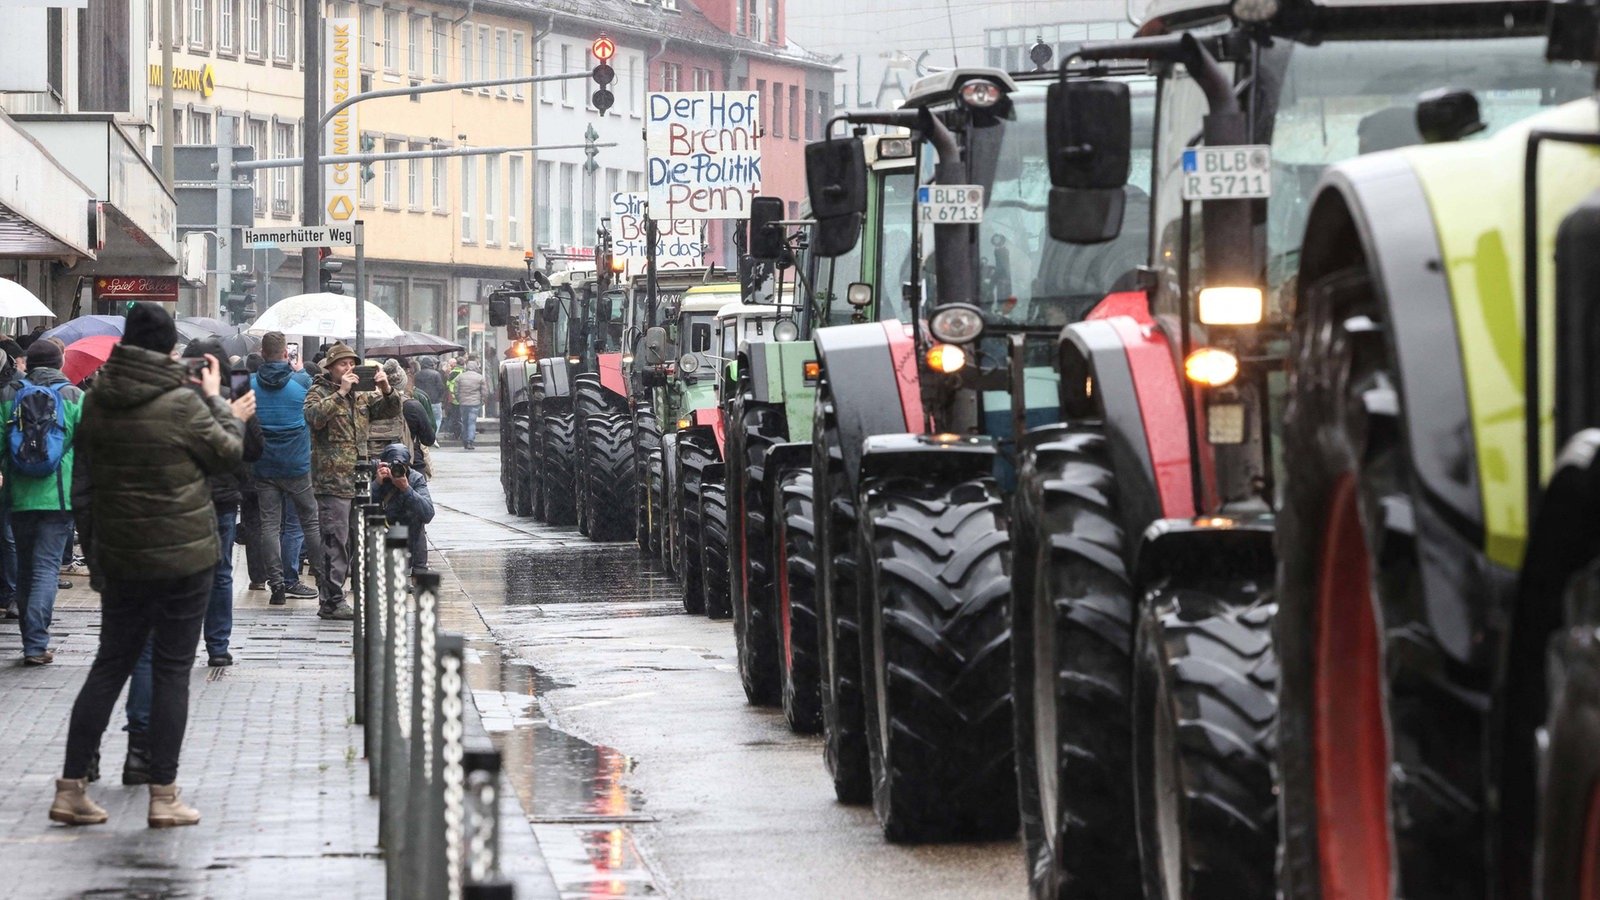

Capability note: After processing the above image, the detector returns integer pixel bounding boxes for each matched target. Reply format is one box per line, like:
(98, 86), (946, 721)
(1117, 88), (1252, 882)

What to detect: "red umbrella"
(63, 334), (120, 385)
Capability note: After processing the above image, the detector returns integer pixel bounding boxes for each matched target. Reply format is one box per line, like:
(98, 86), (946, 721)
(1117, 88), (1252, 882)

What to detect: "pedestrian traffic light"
(584, 124), (600, 175)
(319, 248), (345, 295)
(360, 134), (377, 185)
(591, 35), (616, 115)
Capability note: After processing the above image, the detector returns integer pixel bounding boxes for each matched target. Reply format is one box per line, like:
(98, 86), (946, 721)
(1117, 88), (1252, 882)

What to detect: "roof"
(1142, 0), (1545, 26)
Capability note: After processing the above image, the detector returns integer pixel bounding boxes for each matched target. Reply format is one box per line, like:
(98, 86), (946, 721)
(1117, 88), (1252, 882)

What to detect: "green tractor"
(492, 266), (552, 518)
(519, 265), (604, 527)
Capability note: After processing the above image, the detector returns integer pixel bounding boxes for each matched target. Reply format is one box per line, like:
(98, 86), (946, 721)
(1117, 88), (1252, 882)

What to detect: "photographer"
(371, 443), (434, 574)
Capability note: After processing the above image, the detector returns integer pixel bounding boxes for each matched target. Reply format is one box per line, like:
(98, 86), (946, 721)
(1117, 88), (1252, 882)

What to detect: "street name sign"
(1181, 145), (1272, 200)
(647, 91), (762, 220)
(244, 225), (356, 249)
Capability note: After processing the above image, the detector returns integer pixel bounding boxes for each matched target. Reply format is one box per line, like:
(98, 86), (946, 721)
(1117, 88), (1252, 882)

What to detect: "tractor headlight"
(678, 353), (700, 375)
(1184, 347), (1239, 387)
(929, 304), (985, 344)
(1232, 0), (1280, 21)
(1197, 286), (1264, 326)
(773, 318), (800, 342)
(926, 343), (967, 374)
(960, 80), (1004, 109)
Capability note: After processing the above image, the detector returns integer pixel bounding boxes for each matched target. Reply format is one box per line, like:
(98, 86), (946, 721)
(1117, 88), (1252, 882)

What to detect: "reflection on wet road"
(430, 444), (1023, 899)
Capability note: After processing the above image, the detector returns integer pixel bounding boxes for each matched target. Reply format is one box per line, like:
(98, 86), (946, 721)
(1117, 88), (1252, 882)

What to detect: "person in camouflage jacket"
(303, 343), (399, 618)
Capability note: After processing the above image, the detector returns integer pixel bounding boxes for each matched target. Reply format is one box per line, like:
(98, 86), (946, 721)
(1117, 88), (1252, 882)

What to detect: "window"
(432, 20), (445, 78)
(170, 0), (184, 47)
(693, 67), (714, 91)
(605, 168), (620, 211)
(582, 170), (595, 244)
(460, 22), (473, 80)
(273, 121), (295, 218)
(191, 110), (211, 144)
(248, 118), (268, 214)
(767, 0), (779, 42)
(409, 16), (422, 74)
(661, 0), (676, 8)
(411, 282), (442, 334)
(537, 161), (551, 246)
(383, 10), (399, 70)
(560, 162), (575, 245)
(663, 63), (681, 92)
(495, 29), (507, 88)
(627, 57), (639, 115)
(789, 85), (799, 139)
(272, 0), (290, 62)
(484, 156), (499, 245)
(218, 0), (234, 52)
(461, 157), (477, 241)
(627, 171), (642, 193)
(432, 151), (446, 211)
(360, 5), (374, 68)
(245, 0), (261, 56)
(383, 139), (399, 206)
(736, 0), (747, 35)
(803, 90), (814, 139)
(478, 27), (489, 88)
(370, 280), (401, 323)
(509, 156), (523, 245)
(190, 0), (207, 49)
(407, 145), (421, 210)
(772, 84), (782, 138)
(559, 45), (570, 101)
(512, 33), (524, 98)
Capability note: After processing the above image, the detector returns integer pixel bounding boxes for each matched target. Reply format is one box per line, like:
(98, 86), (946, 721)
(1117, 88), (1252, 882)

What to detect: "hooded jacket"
(413, 364), (445, 406)
(78, 344), (244, 579)
(0, 366), (84, 512)
(304, 371), (401, 497)
(252, 360), (313, 479)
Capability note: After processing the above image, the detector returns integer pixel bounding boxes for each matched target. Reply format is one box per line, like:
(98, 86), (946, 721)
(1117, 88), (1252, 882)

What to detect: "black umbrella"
(180, 316), (236, 337)
(221, 331), (262, 360)
(363, 330), (465, 358)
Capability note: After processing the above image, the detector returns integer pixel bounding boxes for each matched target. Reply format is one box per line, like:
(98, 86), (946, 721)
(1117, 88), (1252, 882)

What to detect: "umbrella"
(362, 330), (464, 358)
(0, 279), (56, 319)
(176, 320), (218, 345)
(221, 331), (261, 361)
(62, 335), (120, 385)
(246, 292), (404, 341)
(40, 315), (124, 345)
(180, 316), (235, 337)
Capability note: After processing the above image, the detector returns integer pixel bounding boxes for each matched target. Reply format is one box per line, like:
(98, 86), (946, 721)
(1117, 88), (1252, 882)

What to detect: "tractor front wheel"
(539, 413), (577, 526)
(702, 481), (732, 619)
(585, 413), (637, 542)
(777, 467), (822, 734)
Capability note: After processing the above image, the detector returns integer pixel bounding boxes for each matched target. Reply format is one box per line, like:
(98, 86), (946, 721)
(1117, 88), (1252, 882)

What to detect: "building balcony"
(0, 110), (96, 261)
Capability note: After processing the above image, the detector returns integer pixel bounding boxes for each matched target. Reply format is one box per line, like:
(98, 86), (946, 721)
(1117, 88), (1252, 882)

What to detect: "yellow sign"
(323, 18), (358, 222)
(149, 63), (216, 98)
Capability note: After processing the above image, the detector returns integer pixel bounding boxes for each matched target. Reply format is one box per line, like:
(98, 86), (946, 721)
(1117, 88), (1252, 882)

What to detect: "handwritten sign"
(647, 91), (761, 221)
(611, 193), (704, 272)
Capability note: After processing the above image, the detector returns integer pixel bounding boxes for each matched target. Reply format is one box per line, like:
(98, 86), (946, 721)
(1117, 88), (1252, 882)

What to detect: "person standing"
(453, 359), (487, 450)
(50, 302), (249, 829)
(0, 343), (23, 621)
(3, 340), (85, 665)
(413, 356), (445, 429)
(251, 332), (332, 610)
(304, 343), (398, 620)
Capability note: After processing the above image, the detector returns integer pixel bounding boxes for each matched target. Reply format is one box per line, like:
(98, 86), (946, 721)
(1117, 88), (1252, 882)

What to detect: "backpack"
(8, 382), (69, 478)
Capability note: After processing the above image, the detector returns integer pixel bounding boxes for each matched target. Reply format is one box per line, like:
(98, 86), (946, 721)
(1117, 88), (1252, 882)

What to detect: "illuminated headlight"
(1232, 0), (1280, 21)
(960, 80), (1003, 108)
(1184, 347), (1239, 387)
(621, 354), (634, 364)
(678, 353), (701, 374)
(879, 138), (914, 159)
(566, 355), (581, 365)
(677, 417), (692, 430)
(1197, 286), (1264, 326)
(926, 343), (967, 374)
(773, 318), (800, 342)
(929, 304), (984, 344)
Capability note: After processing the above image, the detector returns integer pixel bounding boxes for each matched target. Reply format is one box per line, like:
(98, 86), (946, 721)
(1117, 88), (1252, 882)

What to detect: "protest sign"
(647, 91), (761, 221)
(611, 193), (704, 271)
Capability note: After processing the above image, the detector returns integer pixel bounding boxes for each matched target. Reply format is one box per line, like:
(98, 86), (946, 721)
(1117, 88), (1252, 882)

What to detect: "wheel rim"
(1581, 779), (1600, 900)
(1314, 473), (1391, 899)
(1032, 555), (1059, 862)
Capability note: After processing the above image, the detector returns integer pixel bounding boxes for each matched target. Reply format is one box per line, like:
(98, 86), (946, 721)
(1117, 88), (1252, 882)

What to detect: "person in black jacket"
(372, 443), (434, 574)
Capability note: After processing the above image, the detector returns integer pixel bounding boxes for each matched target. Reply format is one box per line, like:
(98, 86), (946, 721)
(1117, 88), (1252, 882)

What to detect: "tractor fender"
(742, 341), (773, 404)
(1058, 318), (1191, 544)
(815, 322), (924, 486)
(858, 433), (997, 486)
(537, 357), (572, 399)
(681, 407), (726, 460)
(1134, 515), (1277, 588)
(597, 352), (627, 399)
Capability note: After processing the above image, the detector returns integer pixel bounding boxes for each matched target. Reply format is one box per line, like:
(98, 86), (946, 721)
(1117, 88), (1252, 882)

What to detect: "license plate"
(918, 185), (985, 224)
(1181, 146), (1272, 200)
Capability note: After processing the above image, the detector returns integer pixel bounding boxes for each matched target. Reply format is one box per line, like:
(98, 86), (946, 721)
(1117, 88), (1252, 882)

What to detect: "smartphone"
(287, 342), (301, 364)
(353, 363), (378, 391)
(184, 358), (208, 380)
(230, 368), (252, 399)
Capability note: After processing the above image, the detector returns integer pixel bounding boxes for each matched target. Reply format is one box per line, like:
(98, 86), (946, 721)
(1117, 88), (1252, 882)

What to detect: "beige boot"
(49, 777), (108, 825)
(147, 783), (200, 828)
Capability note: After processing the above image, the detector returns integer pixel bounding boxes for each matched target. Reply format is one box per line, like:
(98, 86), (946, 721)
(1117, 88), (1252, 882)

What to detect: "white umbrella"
(0, 279), (57, 319)
(246, 291), (403, 341)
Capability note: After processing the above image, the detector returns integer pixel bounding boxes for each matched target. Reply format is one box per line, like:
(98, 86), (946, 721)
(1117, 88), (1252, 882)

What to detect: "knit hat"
(25, 338), (62, 371)
(124, 302), (177, 354)
(322, 342), (358, 366)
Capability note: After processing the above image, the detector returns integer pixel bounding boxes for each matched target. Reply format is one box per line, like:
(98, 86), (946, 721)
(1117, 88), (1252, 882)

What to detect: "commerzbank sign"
(148, 63), (215, 98)
(323, 17), (358, 223)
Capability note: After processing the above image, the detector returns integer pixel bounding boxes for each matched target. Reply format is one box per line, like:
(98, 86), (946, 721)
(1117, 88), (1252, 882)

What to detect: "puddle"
(447, 547), (678, 607)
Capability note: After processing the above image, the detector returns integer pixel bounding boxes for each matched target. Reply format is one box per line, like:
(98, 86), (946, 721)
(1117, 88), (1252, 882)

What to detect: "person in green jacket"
(3, 340), (85, 666)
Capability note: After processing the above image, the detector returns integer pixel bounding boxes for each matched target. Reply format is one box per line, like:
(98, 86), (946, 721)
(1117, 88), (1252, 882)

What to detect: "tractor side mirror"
(1416, 88), (1487, 144)
(806, 137), (867, 258)
(641, 326), (669, 367)
(1047, 79), (1131, 244)
(488, 296), (509, 328)
(748, 196), (787, 261)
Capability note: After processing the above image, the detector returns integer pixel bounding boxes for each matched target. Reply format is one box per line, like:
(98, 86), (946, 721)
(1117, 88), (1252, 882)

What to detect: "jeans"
(205, 507), (238, 657)
(257, 474), (329, 598)
(238, 486), (267, 585)
(316, 495), (353, 605)
(64, 568), (212, 786)
(13, 511), (73, 657)
(126, 640), (153, 733)
(282, 499), (304, 586)
(62, 522), (75, 566)
(460, 404), (481, 445)
(0, 508), (14, 608)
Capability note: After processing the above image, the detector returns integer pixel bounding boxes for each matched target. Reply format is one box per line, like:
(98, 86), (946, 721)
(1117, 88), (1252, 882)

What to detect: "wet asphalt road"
(428, 440), (1025, 900)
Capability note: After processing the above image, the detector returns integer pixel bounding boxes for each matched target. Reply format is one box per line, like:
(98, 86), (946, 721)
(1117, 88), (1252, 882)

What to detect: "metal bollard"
(462, 744), (512, 897)
(352, 462), (373, 725)
(364, 507), (388, 797)
(408, 572), (443, 900)
(380, 525), (411, 859)
(438, 633), (468, 900)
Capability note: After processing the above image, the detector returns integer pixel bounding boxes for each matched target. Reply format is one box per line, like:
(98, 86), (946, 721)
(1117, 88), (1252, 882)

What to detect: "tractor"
(1004, 0), (1594, 897)
(491, 263), (552, 518)
(519, 265), (602, 527)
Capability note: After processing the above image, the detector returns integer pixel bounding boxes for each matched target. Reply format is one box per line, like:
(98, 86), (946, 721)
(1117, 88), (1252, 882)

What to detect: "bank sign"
(322, 18), (359, 223)
(646, 92), (761, 221)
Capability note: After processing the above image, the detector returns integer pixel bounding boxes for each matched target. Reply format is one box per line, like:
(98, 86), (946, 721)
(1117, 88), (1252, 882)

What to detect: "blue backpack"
(8, 382), (69, 478)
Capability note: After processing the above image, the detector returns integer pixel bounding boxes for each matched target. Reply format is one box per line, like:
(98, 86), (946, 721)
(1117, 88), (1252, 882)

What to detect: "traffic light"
(591, 35), (616, 114)
(584, 124), (600, 175)
(360, 134), (377, 185)
(223, 272), (258, 325)
(319, 248), (345, 295)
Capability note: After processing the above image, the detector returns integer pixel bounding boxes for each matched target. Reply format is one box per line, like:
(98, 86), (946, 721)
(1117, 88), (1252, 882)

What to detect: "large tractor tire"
(635, 405), (662, 554)
(539, 412), (578, 526)
(501, 411), (518, 514)
(1537, 561), (1600, 900)
(584, 413), (637, 542)
(1010, 428), (1142, 899)
(777, 468), (822, 733)
(732, 402), (785, 706)
(676, 434), (715, 615)
(815, 393), (871, 803)
(511, 416), (534, 517)
(701, 481), (732, 619)
(1276, 264), (1483, 898)
(1132, 577), (1277, 900)
(856, 475), (1016, 842)
(647, 448), (666, 561)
